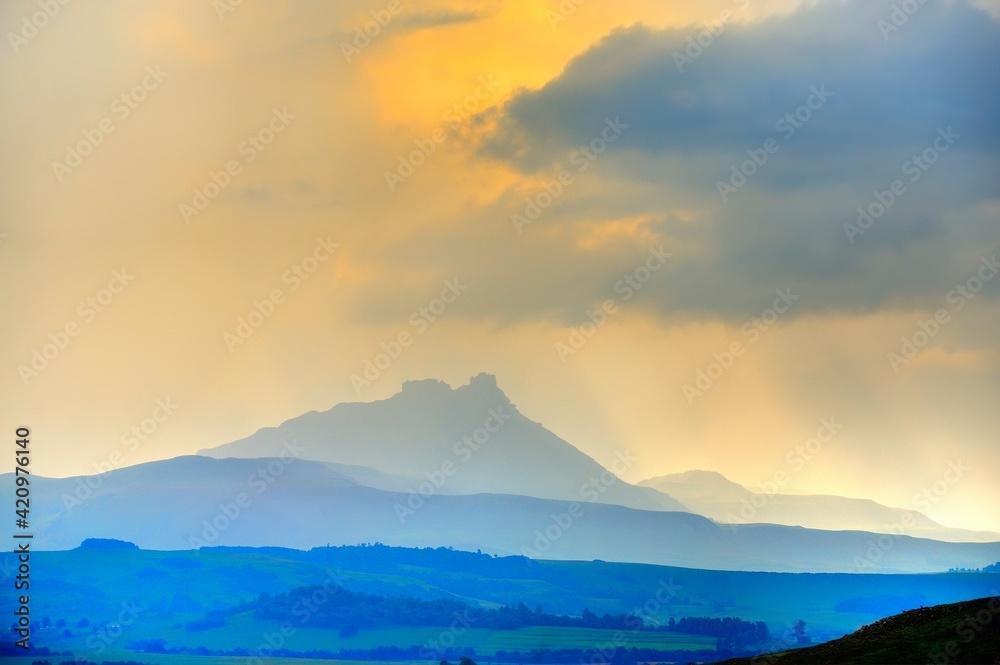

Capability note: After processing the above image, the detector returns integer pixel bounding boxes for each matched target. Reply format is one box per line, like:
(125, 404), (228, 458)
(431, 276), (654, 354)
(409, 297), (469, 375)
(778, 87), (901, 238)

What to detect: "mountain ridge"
(639, 470), (1000, 544)
(198, 373), (689, 513)
(198, 372), (993, 543)
(6, 455), (1000, 574)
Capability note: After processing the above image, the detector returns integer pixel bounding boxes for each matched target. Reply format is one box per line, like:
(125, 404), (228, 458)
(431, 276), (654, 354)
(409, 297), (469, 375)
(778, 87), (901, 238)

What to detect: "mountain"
(640, 470), (1000, 544)
(199, 372), (688, 513)
(9, 455), (1000, 574)
(720, 596), (1000, 665)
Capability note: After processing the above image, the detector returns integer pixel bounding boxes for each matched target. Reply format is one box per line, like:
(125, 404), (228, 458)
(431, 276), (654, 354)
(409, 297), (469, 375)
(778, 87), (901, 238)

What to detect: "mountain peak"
(468, 371), (498, 389)
(671, 470), (736, 484)
(456, 372), (512, 406)
(399, 378), (452, 395)
(639, 470), (749, 503)
(397, 373), (512, 408)
(198, 372), (686, 513)
(642, 469), (740, 487)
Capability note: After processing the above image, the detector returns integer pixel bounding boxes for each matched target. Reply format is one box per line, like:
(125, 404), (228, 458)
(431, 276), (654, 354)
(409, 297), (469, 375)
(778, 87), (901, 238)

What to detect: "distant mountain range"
(11, 373), (998, 575)
(9, 455), (1000, 574)
(199, 372), (687, 513)
(640, 470), (1000, 544)
(199, 373), (997, 544)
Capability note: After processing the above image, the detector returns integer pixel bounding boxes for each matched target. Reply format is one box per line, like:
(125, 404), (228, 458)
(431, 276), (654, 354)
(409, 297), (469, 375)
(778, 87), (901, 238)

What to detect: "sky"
(2, 0), (999, 533)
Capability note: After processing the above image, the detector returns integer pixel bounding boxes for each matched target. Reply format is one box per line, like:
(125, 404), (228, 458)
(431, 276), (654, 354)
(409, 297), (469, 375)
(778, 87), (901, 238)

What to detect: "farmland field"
(8, 543), (1000, 665)
(5, 649), (648, 665)
(27, 613), (718, 655)
(14, 546), (1000, 643)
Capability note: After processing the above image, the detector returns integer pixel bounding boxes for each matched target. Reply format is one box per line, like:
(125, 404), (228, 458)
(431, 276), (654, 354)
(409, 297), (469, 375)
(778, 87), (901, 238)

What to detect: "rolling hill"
(2, 544), (1000, 654)
(719, 595), (1000, 664)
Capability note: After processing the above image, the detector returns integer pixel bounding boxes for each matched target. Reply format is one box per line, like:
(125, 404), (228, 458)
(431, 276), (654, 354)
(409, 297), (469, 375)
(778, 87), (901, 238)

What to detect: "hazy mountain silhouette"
(640, 470), (1000, 544)
(8, 456), (1000, 574)
(199, 373), (687, 513)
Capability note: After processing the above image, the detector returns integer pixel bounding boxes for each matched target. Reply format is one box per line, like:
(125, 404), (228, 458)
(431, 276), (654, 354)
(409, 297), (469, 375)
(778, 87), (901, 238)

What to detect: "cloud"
(395, 9), (489, 31)
(483, 0), (1000, 176)
(438, 0), (1000, 324)
(318, 6), (491, 46)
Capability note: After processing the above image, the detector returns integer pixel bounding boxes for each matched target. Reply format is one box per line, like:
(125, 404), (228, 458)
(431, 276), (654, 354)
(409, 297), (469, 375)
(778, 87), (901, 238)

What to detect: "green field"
(6, 649), (645, 665)
(7, 544), (1000, 655)
(473, 625), (715, 651)
(28, 613), (717, 656)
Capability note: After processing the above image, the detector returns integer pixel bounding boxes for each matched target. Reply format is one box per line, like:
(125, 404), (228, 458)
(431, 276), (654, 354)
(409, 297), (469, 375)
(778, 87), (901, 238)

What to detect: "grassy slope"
(25, 601), (717, 656)
(6, 545), (999, 651)
(2, 658), (432, 665)
(721, 596), (1000, 665)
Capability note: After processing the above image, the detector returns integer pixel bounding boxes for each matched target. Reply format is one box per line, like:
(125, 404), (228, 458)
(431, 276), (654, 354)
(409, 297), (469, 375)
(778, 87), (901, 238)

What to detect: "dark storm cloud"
(423, 0), (1000, 325)
(483, 0), (1000, 180)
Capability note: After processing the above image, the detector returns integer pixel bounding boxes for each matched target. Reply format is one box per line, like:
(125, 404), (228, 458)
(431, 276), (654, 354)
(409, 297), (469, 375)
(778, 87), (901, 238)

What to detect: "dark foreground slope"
(721, 596), (1000, 665)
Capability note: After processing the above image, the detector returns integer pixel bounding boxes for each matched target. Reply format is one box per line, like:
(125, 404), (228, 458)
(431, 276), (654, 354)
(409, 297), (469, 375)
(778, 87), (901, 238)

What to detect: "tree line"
(202, 583), (768, 645)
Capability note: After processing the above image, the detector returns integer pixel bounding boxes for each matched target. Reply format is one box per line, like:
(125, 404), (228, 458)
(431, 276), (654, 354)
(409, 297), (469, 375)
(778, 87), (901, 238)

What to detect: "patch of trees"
(0, 652), (145, 665)
(77, 538), (138, 550)
(54, 662), (151, 665)
(236, 585), (644, 632)
(0, 645), (70, 658)
(195, 586), (770, 650)
(204, 583), (768, 648)
(954, 562), (1000, 574)
(300, 543), (539, 577)
(948, 563), (1000, 573)
(184, 615), (226, 632)
(651, 616), (769, 646)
